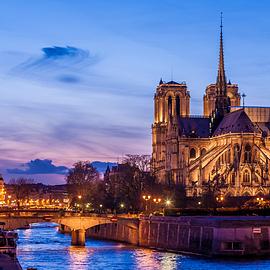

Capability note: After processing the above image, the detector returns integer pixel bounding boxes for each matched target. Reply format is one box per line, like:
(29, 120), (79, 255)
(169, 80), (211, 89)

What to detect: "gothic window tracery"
(243, 170), (251, 184)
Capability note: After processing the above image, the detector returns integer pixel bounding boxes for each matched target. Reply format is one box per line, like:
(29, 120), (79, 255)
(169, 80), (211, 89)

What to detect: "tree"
(122, 154), (151, 172)
(66, 161), (99, 206)
(103, 163), (143, 212)
(9, 178), (35, 208)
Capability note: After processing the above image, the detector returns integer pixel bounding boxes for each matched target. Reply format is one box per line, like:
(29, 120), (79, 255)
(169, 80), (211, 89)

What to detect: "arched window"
(244, 144), (252, 163)
(234, 144), (240, 159)
(190, 148), (196, 159)
(243, 170), (251, 184)
(231, 172), (236, 185)
(227, 149), (231, 164)
(176, 96), (180, 116)
(200, 148), (206, 156)
(168, 96), (172, 116)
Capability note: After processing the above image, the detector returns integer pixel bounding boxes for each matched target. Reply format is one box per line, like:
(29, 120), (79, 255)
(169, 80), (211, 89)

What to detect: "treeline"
(66, 155), (187, 213)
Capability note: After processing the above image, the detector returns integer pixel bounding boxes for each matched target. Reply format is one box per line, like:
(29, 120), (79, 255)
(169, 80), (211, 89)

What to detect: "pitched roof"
(178, 117), (211, 138)
(213, 109), (258, 136)
(166, 80), (180, 85)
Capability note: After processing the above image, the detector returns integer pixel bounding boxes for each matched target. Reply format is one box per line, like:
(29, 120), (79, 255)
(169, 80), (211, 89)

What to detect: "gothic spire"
(212, 12), (230, 132)
(216, 12), (227, 96)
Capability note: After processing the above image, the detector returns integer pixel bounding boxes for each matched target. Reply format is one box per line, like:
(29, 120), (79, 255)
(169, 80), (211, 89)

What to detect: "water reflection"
(16, 223), (270, 270)
(68, 246), (89, 270)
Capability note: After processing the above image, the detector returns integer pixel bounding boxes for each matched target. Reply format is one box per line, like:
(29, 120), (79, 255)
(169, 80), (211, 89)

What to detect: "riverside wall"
(86, 216), (270, 256)
(86, 221), (138, 245)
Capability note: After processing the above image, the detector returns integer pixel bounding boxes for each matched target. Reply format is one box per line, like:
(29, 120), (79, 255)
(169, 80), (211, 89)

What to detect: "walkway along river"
(15, 223), (270, 270)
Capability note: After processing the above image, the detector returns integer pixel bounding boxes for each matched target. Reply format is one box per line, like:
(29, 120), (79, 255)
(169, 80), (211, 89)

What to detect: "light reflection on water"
(15, 223), (270, 270)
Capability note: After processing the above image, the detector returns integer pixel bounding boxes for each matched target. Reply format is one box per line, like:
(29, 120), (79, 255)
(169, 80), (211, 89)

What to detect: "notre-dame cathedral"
(152, 20), (270, 198)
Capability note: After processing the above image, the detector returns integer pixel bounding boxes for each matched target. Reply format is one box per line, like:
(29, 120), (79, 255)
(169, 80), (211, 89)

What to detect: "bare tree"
(123, 154), (151, 172)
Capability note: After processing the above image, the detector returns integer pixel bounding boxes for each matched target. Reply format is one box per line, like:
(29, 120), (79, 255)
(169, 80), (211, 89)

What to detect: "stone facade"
(152, 23), (270, 198)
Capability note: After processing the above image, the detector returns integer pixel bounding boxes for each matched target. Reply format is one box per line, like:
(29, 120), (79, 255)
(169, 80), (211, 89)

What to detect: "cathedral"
(152, 20), (270, 198)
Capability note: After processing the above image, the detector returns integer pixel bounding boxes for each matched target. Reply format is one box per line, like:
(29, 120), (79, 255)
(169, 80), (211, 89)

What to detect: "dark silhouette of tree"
(66, 161), (99, 206)
(103, 163), (142, 212)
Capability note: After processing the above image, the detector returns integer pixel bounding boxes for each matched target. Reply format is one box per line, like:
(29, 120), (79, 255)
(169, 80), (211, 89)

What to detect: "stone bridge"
(0, 211), (139, 246)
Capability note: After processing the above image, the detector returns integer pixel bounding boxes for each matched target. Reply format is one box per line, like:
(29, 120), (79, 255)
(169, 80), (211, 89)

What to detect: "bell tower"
(154, 79), (190, 124)
(152, 79), (190, 183)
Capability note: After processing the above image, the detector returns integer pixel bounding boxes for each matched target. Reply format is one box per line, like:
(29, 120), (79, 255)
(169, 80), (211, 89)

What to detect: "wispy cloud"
(11, 46), (99, 84)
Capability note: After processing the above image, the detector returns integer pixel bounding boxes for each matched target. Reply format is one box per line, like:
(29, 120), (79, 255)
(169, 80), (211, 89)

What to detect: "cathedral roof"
(213, 109), (258, 136)
(166, 80), (181, 85)
(178, 117), (211, 138)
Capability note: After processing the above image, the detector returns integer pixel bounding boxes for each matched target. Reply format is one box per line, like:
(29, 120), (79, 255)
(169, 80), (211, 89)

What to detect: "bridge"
(0, 210), (139, 246)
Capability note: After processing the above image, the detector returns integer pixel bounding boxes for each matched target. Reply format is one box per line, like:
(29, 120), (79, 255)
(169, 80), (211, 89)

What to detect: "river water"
(15, 223), (270, 270)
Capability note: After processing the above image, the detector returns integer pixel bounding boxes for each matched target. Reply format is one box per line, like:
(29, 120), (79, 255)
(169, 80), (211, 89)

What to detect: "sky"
(1, 0), (270, 184)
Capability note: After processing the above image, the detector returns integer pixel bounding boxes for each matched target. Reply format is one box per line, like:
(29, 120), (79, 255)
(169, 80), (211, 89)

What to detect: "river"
(15, 223), (270, 270)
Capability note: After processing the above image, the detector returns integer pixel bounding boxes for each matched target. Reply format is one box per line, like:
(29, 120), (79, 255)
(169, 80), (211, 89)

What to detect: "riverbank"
(16, 223), (270, 270)
(86, 216), (270, 257)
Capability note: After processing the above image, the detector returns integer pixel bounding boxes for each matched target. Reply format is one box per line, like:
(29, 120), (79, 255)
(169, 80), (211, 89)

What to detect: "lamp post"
(7, 195), (11, 207)
(216, 195), (224, 208)
(142, 195), (151, 213)
(153, 198), (162, 213)
(77, 195), (82, 212)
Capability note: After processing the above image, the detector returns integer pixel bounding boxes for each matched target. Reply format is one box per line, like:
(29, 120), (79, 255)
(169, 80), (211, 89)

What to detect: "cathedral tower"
(152, 80), (190, 182)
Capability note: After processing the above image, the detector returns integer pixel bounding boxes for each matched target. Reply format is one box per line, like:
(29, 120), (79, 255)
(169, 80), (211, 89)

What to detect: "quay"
(87, 215), (270, 257)
(0, 254), (22, 270)
(2, 210), (270, 257)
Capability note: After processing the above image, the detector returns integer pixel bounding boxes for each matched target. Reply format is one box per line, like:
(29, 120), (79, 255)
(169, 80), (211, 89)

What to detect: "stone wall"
(87, 222), (138, 245)
(85, 216), (270, 256)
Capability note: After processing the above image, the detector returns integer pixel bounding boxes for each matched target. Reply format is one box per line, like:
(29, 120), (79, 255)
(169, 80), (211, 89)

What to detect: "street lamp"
(99, 204), (103, 214)
(7, 195), (11, 207)
(165, 200), (171, 207)
(142, 195), (151, 212)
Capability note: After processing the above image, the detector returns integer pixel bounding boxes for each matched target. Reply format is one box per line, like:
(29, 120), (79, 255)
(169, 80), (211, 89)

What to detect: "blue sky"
(1, 0), (270, 184)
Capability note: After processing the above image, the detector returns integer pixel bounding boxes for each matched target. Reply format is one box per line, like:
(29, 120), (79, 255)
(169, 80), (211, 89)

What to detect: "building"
(152, 19), (270, 198)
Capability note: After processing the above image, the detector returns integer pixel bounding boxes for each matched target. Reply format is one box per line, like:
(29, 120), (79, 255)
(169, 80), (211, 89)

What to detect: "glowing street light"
(165, 200), (171, 207)
(120, 203), (124, 208)
(78, 195), (82, 200)
(142, 195), (151, 212)
(143, 195), (151, 201)
(153, 198), (162, 204)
